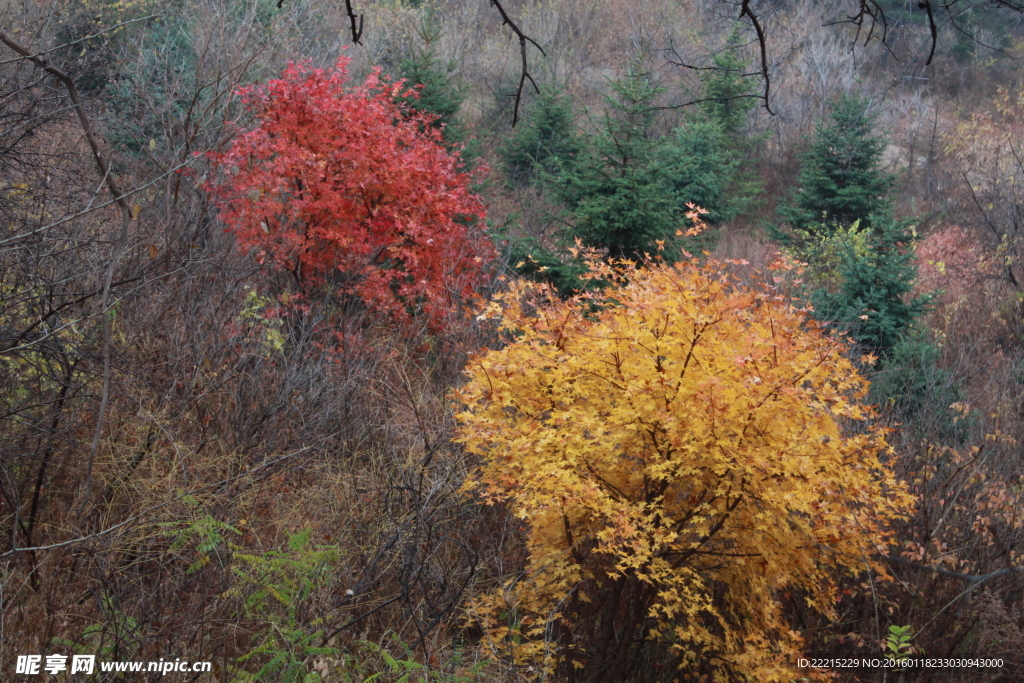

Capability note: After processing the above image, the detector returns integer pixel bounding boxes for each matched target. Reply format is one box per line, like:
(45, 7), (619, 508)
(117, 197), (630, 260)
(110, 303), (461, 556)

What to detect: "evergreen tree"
(777, 94), (924, 358)
(548, 60), (734, 261)
(550, 62), (682, 260)
(497, 86), (584, 295)
(802, 216), (954, 434)
(809, 217), (929, 355)
(699, 27), (757, 139)
(696, 26), (763, 220)
(395, 10), (469, 150)
(509, 57), (744, 295)
(501, 232), (589, 299)
(778, 94), (893, 234)
(669, 119), (741, 225)
(499, 85), (581, 186)
(868, 328), (968, 444)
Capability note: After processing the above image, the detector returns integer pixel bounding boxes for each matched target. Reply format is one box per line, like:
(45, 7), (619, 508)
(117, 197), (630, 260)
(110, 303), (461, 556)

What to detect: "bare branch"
(833, 0), (889, 51)
(887, 554), (1024, 587)
(345, 0), (364, 46)
(921, 0), (939, 65)
(0, 445), (317, 558)
(739, 0), (774, 114)
(833, 0), (1024, 65)
(0, 12), (166, 67)
(489, 0), (545, 127)
(0, 32), (130, 217)
(0, 31), (132, 514)
(642, 93), (765, 113)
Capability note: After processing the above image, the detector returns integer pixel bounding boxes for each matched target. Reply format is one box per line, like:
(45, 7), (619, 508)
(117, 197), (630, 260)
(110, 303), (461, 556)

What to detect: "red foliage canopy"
(207, 56), (492, 329)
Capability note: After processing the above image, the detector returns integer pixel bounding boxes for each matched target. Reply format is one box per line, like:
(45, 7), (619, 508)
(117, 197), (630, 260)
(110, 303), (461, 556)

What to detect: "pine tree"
(775, 94), (928, 357)
(549, 61), (682, 260)
(699, 27), (757, 140)
(499, 85), (581, 186)
(809, 217), (929, 355)
(669, 119), (740, 225)
(395, 9), (469, 150)
(779, 94), (893, 234)
(510, 55), (744, 295)
(549, 59), (734, 261)
(696, 26), (762, 220)
(776, 89), (958, 436)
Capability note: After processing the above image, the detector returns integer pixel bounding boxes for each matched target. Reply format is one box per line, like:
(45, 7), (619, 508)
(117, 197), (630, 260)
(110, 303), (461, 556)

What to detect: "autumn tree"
(456, 254), (913, 682)
(207, 56), (493, 331)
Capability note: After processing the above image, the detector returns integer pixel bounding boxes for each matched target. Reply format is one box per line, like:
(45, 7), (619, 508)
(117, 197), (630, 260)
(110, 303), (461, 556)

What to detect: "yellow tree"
(455, 256), (913, 682)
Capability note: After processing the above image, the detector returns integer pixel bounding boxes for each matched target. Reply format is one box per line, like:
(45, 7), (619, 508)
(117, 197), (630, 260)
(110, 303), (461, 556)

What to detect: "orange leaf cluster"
(456, 258), (913, 680)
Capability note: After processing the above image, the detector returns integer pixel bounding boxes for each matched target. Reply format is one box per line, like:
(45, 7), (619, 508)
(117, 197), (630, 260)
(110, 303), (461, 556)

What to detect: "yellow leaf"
(455, 256), (912, 681)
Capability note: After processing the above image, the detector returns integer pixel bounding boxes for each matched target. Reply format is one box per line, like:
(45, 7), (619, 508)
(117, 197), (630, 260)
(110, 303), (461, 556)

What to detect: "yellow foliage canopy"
(455, 258), (913, 682)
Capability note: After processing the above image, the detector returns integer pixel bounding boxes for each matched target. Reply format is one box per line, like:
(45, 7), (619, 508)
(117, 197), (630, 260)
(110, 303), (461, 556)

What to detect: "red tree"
(207, 56), (492, 330)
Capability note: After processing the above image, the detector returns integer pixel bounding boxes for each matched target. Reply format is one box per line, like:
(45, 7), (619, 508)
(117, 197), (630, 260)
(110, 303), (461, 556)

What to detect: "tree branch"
(920, 0), (938, 65)
(0, 444), (317, 557)
(345, 0), (364, 45)
(489, 0), (544, 126)
(886, 554), (1024, 588)
(0, 31), (132, 515)
(0, 13), (165, 67)
(738, 0), (774, 114)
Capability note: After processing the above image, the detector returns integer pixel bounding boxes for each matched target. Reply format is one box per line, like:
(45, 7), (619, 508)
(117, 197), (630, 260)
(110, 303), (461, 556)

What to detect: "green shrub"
(868, 329), (969, 444)
(229, 528), (340, 682)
